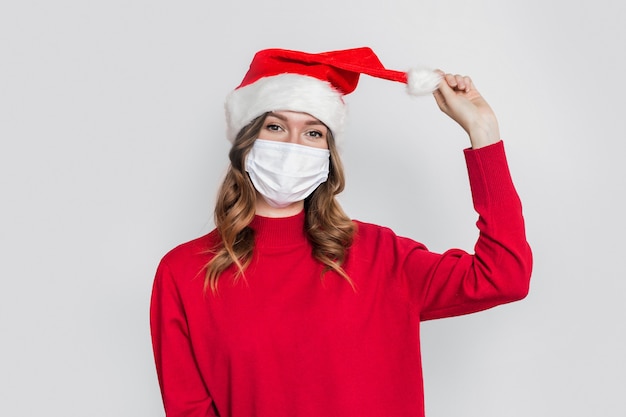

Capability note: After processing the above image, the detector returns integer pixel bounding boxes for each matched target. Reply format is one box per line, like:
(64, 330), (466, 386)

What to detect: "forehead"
(267, 111), (326, 126)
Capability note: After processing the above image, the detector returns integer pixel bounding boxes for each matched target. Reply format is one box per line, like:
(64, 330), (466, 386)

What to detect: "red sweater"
(150, 141), (532, 417)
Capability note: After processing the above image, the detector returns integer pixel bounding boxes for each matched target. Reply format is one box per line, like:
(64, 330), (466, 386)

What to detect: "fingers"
(435, 70), (474, 93)
(444, 73), (472, 92)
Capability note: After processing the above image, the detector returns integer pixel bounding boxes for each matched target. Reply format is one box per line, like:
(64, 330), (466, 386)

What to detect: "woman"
(150, 47), (532, 417)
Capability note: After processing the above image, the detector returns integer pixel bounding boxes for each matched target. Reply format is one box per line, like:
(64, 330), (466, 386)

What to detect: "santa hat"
(224, 47), (441, 142)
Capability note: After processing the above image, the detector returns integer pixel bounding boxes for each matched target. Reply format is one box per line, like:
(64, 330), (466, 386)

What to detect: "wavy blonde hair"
(205, 112), (356, 293)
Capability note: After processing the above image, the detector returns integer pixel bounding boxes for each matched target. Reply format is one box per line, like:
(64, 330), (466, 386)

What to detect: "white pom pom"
(406, 68), (442, 96)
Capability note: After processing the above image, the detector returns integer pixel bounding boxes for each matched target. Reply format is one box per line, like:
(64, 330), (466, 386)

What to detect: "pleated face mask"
(245, 139), (330, 208)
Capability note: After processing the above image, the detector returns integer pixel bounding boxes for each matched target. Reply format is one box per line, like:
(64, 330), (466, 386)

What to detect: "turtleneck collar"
(249, 210), (307, 248)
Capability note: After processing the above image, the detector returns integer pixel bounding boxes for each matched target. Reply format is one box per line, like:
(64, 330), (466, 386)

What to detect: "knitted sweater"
(150, 141), (532, 417)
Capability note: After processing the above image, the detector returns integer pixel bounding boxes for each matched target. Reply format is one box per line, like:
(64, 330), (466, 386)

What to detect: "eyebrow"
(267, 112), (326, 127)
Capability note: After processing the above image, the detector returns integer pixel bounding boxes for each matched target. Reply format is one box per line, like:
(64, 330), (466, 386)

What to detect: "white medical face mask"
(245, 139), (331, 208)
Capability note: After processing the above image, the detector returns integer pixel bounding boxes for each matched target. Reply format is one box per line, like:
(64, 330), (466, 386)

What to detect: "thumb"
(433, 76), (454, 113)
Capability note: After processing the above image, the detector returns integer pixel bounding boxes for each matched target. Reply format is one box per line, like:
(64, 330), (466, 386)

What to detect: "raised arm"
(406, 73), (532, 319)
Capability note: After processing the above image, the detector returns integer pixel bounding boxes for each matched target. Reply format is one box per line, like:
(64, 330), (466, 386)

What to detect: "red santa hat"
(224, 47), (442, 142)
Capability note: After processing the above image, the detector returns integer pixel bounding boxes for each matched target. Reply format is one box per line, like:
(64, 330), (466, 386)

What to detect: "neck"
(255, 193), (305, 218)
(250, 209), (307, 248)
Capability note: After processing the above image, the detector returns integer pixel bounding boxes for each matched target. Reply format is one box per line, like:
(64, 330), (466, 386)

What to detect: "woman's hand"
(433, 72), (500, 149)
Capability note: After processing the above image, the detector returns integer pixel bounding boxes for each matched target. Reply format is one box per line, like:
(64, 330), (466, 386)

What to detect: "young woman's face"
(258, 111), (329, 149)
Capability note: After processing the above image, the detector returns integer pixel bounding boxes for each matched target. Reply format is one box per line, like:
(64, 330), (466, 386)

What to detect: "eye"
(306, 130), (324, 138)
(265, 123), (282, 131)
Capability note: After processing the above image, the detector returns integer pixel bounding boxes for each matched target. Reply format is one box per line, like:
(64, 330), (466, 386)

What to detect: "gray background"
(1, 0), (625, 416)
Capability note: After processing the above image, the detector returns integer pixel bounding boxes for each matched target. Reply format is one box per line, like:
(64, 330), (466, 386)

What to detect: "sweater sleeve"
(150, 259), (219, 417)
(407, 141), (533, 321)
